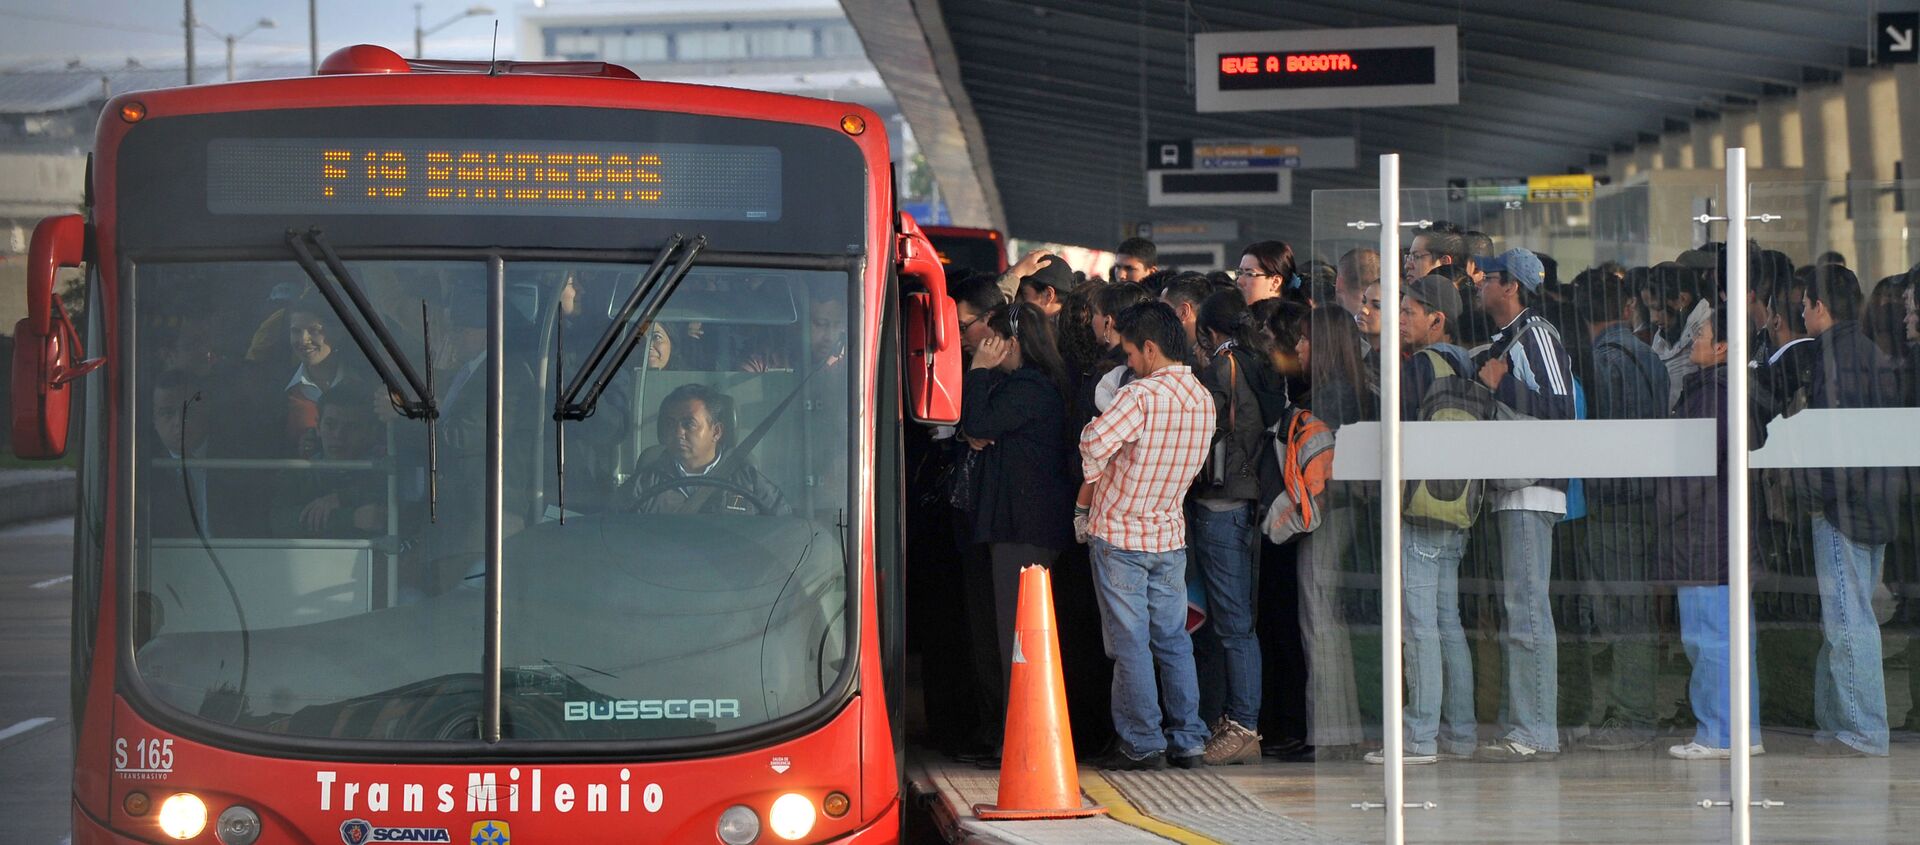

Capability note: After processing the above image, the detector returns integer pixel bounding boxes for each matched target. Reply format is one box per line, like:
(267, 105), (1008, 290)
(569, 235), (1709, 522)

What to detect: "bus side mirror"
(11, 214), (100, 459)
(897, 220), (960, 426)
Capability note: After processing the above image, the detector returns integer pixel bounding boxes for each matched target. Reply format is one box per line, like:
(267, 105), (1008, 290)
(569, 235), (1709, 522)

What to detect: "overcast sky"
(0, 0), (530, 70)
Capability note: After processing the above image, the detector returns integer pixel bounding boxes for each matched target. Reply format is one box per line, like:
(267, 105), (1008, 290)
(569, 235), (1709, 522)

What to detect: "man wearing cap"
(1471, 247), (1577, 762)
(1016, 253), (1077, 321)
(1365, 275), (1479, 767)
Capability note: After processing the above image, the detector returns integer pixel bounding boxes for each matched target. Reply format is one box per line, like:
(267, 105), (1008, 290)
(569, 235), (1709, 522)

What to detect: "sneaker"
(1582, 717), (1656, 752)
(1088, 742), (1167, 771)
(1437, 748), (1475, 762)
(1170, 751), (1206, 770)
(1202, 718), (1263, 766)
(1363, 748), (1438, 766)
(1473, 738), (1558, 763)
(1667, 742), (1765, 760)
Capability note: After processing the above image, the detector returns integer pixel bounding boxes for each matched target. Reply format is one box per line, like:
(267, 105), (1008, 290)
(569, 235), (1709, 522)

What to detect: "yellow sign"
(1526, 174), (1595, 203)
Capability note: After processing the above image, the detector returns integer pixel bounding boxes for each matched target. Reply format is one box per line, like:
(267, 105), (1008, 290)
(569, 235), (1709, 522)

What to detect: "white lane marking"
(0, 717), (54, 743)
(31, 575), (73, 590)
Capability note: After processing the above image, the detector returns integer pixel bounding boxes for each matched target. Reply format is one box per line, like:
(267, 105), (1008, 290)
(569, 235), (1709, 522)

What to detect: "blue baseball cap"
(1474, 248), (1545, 292)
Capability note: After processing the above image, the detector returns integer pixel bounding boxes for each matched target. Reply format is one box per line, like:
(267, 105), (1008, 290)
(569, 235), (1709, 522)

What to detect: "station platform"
(908, 735), (1918, 844)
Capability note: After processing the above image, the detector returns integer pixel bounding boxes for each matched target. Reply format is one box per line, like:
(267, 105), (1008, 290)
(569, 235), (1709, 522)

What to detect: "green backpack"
(1402, 349), (1497, 530)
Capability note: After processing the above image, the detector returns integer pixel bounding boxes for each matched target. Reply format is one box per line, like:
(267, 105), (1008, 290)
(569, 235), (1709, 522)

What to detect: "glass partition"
(1745, 179), (1919, 843)
(1304, 178), (1740, 843)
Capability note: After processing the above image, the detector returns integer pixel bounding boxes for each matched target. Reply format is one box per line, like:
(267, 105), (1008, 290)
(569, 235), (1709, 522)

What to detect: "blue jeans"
(1810, 513), (1890, 755)
(1495, 509), (1559, 752)
(1192, 503), (1261, 727)
(1402, 522), (1476, 756)
(1677, 585), (1760, 749)
(1088, 536), (1208, 757)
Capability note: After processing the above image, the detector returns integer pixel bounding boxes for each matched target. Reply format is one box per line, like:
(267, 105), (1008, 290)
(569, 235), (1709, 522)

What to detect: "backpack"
(1259, 404), (1336, 544)
(1402, 348), (1494, 530)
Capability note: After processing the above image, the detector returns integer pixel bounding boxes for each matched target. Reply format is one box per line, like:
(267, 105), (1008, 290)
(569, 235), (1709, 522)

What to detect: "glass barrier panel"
(1746, 179), (1920, 844)
(1310, 179), (1736, 843)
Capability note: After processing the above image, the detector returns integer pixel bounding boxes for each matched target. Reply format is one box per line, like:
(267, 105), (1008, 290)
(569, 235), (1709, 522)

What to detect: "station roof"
(916, 0), (1869, 251)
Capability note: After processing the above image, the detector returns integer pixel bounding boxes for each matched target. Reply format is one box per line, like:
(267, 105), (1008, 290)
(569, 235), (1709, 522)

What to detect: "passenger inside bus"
(270, 380), (389, 538)
(621, 383), (791, 515)
(281, 295), (360, 456)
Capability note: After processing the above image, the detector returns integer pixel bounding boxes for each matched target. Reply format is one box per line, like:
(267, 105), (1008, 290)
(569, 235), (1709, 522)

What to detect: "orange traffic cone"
(974, 565), (1108, 820)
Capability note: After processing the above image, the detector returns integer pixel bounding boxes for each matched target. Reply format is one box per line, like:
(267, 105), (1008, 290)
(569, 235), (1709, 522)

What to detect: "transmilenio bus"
(10, 43), (962, 844)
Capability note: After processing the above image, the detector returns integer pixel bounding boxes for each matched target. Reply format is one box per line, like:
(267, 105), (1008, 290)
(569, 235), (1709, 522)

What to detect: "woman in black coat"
(958, 302), (1077, 683)
(1655, 307), (1761, 760)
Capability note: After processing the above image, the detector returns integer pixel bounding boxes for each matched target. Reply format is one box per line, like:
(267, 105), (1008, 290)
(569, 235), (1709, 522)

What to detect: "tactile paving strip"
(914, 762), (1172, 844)
(1103, 768), (1359, 844)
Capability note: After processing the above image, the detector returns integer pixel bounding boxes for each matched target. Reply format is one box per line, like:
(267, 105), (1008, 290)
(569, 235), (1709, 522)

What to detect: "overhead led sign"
(206, 137), (782, 221)
(1196, 26), (1458, 112)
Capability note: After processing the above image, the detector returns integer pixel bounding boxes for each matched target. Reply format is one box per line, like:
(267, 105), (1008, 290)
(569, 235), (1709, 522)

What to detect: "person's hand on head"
(971, 334), (1012, 370)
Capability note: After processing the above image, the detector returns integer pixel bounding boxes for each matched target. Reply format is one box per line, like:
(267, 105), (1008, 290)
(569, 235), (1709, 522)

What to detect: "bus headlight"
(716, 804), (760, 844)
(216, 805), (262, 845)
(157, 793), (208, 839)
(768, 793), (815, 841)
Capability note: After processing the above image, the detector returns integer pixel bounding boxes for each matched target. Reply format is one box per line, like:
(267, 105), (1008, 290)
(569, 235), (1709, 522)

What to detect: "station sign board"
(1149, 169), (1291, 207)
(1448, 174), (1595, 204)
(1147, 136), (1356, 171)
(1195, 25), (1459, 112)
(1131, 219), (1241, 243)
(1527, 174), (1595, 203)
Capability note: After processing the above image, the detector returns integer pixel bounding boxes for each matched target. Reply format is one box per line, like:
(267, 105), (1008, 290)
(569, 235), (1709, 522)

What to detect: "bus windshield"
(129, 257), (853, 744)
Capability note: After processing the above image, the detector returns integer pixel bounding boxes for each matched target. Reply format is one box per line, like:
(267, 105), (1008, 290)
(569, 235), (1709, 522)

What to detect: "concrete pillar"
(1760, 94), (1803, 170)
(1694, 117), (1724, 171)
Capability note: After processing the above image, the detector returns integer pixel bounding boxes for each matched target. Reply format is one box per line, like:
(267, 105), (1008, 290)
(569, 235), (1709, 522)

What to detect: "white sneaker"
(1364, 748), (1438, 766)
(1667, 742), (1766, 760)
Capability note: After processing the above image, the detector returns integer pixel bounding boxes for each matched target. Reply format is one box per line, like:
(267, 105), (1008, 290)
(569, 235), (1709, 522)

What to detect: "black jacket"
(1653, 367), (1730, 586)
(623, 450), (791, 516)
(958, 367), (1076, 550)
(1804, 320), (1904, 544)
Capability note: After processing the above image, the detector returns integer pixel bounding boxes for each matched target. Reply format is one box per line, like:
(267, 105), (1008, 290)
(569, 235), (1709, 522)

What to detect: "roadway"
(0, 517), (77, 845)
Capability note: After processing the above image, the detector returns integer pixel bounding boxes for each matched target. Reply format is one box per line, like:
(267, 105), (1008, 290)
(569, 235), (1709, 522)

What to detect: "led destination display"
(206, 137), (782, 221)
(1217, 47), (1437, 91)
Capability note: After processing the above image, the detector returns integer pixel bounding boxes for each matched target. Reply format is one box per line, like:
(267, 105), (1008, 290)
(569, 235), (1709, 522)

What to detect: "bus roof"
(99, 44), (883, 135)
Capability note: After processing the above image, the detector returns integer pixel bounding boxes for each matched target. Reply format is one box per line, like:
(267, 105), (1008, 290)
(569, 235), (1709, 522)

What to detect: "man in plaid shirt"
(1075, 301), (1216, 770)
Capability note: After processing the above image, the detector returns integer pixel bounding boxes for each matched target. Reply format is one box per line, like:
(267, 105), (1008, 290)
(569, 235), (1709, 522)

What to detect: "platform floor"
(914, 736), (1920, 844)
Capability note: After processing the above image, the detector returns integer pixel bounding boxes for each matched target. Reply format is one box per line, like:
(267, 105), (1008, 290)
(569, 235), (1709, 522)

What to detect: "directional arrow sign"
(1880, 12), (1918, 64)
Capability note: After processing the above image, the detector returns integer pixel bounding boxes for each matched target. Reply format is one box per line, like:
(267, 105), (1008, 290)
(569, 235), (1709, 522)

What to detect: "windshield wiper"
(286, 228), (445, 518)
(286, 229), (439, 419)
(555, 233), (707, 421)
(551, 234), (707, 522)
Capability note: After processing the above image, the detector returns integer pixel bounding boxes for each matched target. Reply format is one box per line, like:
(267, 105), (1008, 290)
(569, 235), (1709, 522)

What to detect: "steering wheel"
(631, 475), (773, 515)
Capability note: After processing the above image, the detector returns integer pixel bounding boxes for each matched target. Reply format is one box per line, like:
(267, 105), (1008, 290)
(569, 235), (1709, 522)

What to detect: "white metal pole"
(1378, 153), (1406, 845)
(1725, 147), (1753, 845)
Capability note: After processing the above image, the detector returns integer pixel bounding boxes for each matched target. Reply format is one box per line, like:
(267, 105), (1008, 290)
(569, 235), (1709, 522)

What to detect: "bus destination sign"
(207, 137), (782, 221)
(1196, 25), (1458, 112)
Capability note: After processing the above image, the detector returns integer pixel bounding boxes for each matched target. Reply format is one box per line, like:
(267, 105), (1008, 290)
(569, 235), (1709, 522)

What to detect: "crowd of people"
(910, 227), (1920, 771)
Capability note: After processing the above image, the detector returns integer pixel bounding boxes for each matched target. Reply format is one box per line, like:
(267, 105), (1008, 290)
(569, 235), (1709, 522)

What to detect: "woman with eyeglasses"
(957, 302), (1079, 709)
(1234, 240), (1298, 306)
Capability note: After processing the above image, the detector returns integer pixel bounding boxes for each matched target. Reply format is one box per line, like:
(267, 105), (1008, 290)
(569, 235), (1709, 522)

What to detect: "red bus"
(917, 226), (1007, 277)
(10, 44), (961, 845)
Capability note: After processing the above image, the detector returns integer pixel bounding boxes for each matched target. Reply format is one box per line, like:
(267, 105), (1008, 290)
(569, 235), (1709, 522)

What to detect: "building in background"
(517, 0), (939, 217)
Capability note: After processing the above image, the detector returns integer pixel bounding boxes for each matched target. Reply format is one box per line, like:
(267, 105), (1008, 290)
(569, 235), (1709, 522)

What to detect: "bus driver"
(622, 383), (790, 516)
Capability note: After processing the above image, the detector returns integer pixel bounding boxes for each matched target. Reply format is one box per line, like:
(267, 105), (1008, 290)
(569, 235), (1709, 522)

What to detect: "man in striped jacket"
(1075, 301), (1216, 770)
(1470, 247), (1578, 762)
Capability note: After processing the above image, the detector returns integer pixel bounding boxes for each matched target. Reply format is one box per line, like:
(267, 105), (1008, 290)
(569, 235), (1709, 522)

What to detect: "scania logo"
(341, 820), (373, 845)
(339, 819), (451, 843)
